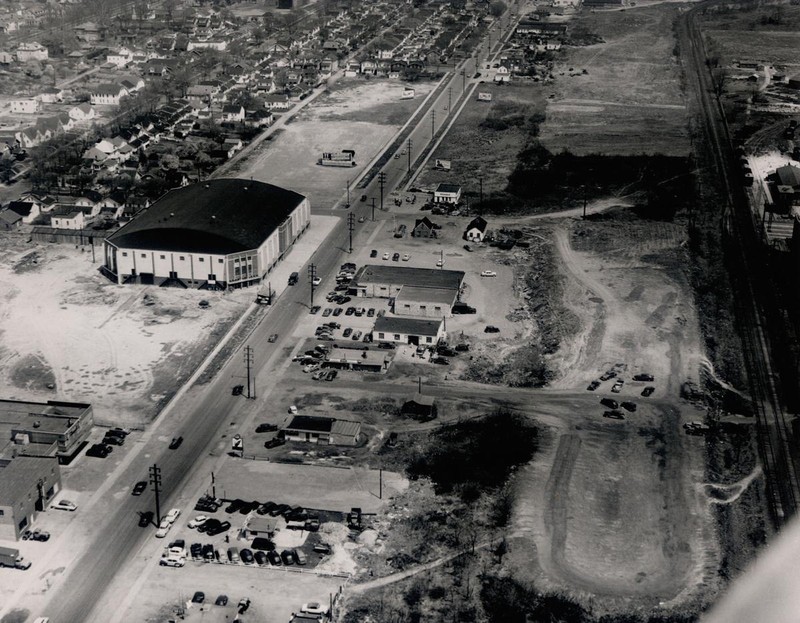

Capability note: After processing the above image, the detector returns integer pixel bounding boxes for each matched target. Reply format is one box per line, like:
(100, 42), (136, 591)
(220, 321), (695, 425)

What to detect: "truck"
(255, 283), (273, 305)
(318, 149), (356, 167)
(434, 159), (451, 171)
(0, 546), (31, 570)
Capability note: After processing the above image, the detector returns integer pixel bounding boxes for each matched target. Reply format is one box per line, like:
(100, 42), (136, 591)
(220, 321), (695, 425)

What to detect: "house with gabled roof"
(221, 105), (245, 123)
(90, 84), (129, 106)
(0, 208), (23, 231)
(40, 87), (64, 104)
(69, 102), (95, 122)
(412, 216), (438, 238)
(464, 216), (488, 242)
(16, 41), (48, 62)
(6, 201), (40, 224)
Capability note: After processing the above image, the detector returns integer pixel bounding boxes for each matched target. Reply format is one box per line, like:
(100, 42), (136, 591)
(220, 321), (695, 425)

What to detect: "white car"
(164, 508), (181, 524)
(302, 602), (330, 616)
(155, 519), (171, 538)
(159, 555), (185, 567)
(312, 277), (322, 286)
(50, 499), (77, 512)
(288, 405), (298, 414)
(402, 253), (410, 261)
(481, 270), (497, 277)
(436, 259), (444, 267)
(188, 515), (208, 529)
(382, 252), (390, 260)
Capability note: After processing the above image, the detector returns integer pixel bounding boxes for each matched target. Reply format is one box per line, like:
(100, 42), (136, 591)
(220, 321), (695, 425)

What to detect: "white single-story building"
(282, 415), (362, 446)
(393, 285), (459, 318)
(433, 183), (462, 204)
(352, 265), (465, 299)
(372, 316), (445, 346)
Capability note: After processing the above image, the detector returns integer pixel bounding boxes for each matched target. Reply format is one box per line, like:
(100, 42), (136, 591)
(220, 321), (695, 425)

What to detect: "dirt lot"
(236, 78), (436, 209)
(539, 5), (690, 156)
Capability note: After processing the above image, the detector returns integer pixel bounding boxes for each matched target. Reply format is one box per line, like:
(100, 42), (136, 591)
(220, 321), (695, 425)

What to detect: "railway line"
(678, 2), (800, 526)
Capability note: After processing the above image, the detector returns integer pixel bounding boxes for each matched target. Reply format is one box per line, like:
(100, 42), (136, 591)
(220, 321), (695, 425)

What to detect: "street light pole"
(431, 110), (435, 139)
(346, 179), (350, 208)
(378, 171), (386, 214)
(406, 137), (412, 173)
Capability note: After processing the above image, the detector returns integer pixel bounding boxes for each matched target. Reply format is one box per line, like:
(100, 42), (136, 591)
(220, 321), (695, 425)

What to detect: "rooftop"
(373, 316), (443, 336)
(284, 415), (361, 437)
(106, 179), (306, 254)
(353, 265), (465, 290)
(0, 456), (59, 503)
(327, 347), (387, 366)
(395, 285), (459, 306)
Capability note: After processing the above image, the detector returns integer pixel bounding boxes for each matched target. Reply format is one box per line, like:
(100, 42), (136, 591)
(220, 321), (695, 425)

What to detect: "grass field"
(704, 30), (800, 65)
(539, 5), (690, 157)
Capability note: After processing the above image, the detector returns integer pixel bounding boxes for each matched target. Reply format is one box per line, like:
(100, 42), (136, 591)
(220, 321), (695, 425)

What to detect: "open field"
(704, 30), (800, 66)
(540, 5), (690, 156)
(237, 78), (436, 208)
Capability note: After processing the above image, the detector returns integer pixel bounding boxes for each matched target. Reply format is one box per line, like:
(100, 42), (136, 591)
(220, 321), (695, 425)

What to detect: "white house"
(106, 47), (133, 68)
(16, 41), (48, 62)
(40, 87), (64, 103)
(10, 98), (39, 114)
(464, 216), (488, 242)
(90, 84), (128, 106)
(69, 102), (95, 122)
(50, 210), (86, 230)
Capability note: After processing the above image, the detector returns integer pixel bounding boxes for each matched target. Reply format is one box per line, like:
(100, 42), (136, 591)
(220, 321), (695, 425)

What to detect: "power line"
(244, 345), (255, 399)
(347, 212), (355, 253)
(378, 172), (386, 214)
(308, 263), (317, 308)
(149, 464), (162, 525)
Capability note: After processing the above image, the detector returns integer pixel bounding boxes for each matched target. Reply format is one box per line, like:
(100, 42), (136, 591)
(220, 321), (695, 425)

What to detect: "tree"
(711, 67), (728, 98)
(489, 0), (507, 17)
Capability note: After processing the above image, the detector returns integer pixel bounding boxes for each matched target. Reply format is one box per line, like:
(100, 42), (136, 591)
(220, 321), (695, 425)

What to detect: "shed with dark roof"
(282, 415), (362, 446)
(102, 179), (310, 289)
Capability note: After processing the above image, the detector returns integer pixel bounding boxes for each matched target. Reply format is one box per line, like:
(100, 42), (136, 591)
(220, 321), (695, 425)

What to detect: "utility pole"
(371, 197), (376, 222)
(479, 176), (483, 206)
(347, 212), (355, 253)
(308, 263), (317, 308)
(406, 137), (412, 173)
(582, 184), (588, 219)
(448, 86), (452, 112)
(345, 179), (350, 208)
(244, 345), (255, 399)
(430, 110), (435, 139)
(149, 464), (162, 525)
(461, 68), (466, 93)
(378, 171), (386, 214)
(379, 469), (383, 499)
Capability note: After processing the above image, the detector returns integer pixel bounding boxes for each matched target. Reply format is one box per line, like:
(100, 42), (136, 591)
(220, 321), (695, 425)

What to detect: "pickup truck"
(0, 546), (31, 570)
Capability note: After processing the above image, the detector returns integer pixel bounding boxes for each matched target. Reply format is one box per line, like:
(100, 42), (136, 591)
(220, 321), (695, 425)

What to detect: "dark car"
(225, 499), (245, 513)
(587, 380), (601, 391)
(345, 307), (355, 316)
(267, 550), (282, 565)
(343, 327), (353, 337)
(138, 511), (154, 527)
(437, 347), (457, 357)
(197, 518), (219, 533)
(264, 437), (286, 449)
(360, 194), (367, 202)
(378, 342), (395, 349)
(431, 357), (449, 365)
(192, 592), (205, 604)
(31, 530), (51, 542)
(190, 543), (203, 559)
(633, 373), (655, 382)
(239, 501), (260, 515)
(310, 306), (321, 315)
(452, 303), (476, 314)
(313, 542), (332, 555)
(621, 401), (637, 412)
(281, 549), (295, 565)
(215, 595), (229, 606)
(103, 433), (125, 446)
(240, 548), (255, 564)
(256, 502), (277, 515)
(268, 333), (278, 342)
(641, 386), (655, 397)
(232, 384), (244, 396)
(86, 444), (109, 458)
(251, 537), (275, 551)
(206, 520), (231, 536)
(269, 503), (291, 517)
(600, 398), (619, 410)
(603, 410), (625, 420)
(169, 436), (183, 450)
(392, 252), (400, 261)
(132, 481), (148, 496)
(256, 423), (278, 433)
(255, 550), (269, 565)
(332, 307), (343, 316)
(370, 249), (378, 258)
(599, 370), (617, 382)
(202, 544), (215, 561)
(484, 325), (500, 333)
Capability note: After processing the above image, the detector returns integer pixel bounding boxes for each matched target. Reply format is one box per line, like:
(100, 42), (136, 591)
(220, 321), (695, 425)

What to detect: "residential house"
(264, 94), (291, 111)
(106, 47), (134, 68)
(74, 22), (102, 42)
(412, 216), (438, 238)
(464, 216), (488, 242)
(282, 415), (362, 446)
(0, 208), (23, 231)
(10, 98), (39, 114)
(69, 103), (96, 122)
(5, 201), (40, 224)
(401, 393), (437, 420)
(90, 84), (129, 106)
(40, 87), (64, 104)
(221, 105), (245, 123)
(50, 210), (86, 230)
(16, 41), (48, 62)
(15, 127), (41, 149)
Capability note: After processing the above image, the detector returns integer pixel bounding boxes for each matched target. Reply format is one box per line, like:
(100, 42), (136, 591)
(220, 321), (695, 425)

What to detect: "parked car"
(586, 380), (601, 391)
(302, 602), (329, 616)
(103, 434), (124, 446)
(225, 499), (245, 513)
(138, 511), (154, 527)
(132, 481), (148, 496)
(641, 386), (655, 397)
(345, 307), (355, 316)
(293, 549), (307, 565)
(268, 333), (278, 342)
(352, 330), (362, 341)
(402, 253), (410, 261)
(197, 518), (219, 533)
(192, 592), (205, 604)
(309, 305), (321, 314)
(343, 328), (353, 337)
(188, 515), (208, 529)
(370, 249), (378, 258)
(155, 519), (171, 538)
(313, 543), (332, 555)
(264, 437), (286, 449)
(633, 373), (654, 382)
(392, 252), (400, 261)
(215, 595), (229, 606)
(600, 398), (619, 410)
(254, 550), (268, 565)
(232, 385), (244, 396)
(256, 423), (278, 433)
(164, 508), (181, 524)
(431, 357), (449, 365)
(206, 521), (231, 536)
(325, 369), (338, 381)
(31, 529), (50, 542)
(257, 502), (276, 515)
(267, 550), (282, 565)
(621, 401), (637, 412)
(280, 549), (295, 565)
(86, 444), (109, 458)
(484, 325), (500, 333)
(611, 380), (624, 393)
(168, 436), (183, 450)
(202, 544), (215, 561)
(160, 555), (185, 567)
(322, 308), (332, 317)
(190, 543), (203, 560)
(599, 370), (617, 381)
(240, 548), (255, 564)
(481, 270), (497, 277)
(50, 499), (78, 512)
(332, 308), (343, 316)
(603, 410), (625, 420)
(382, 252), (390, 260)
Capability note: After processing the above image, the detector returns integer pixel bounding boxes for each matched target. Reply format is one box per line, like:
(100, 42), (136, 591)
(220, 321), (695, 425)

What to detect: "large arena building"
(103, 179), (310, 289)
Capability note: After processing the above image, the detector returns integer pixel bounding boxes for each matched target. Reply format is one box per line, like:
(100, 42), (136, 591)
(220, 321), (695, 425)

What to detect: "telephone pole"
(406, 137), (412, 173)
(244, 345), (255, 399)
(308, 263), (317, 308)
(347, 212), (355, 253)
(430, 110), (435, 138)
(378, 171), (386, 214)
(461, 68), (466, 93)
(371, 197), (376, 222)
(448, 86), (452, 112)
(345, 179), (350, 208)
(479, 175), (483, 206)
(149, 464), (162, 524)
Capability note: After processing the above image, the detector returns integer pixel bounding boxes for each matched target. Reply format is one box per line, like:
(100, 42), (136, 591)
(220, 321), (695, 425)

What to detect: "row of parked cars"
(86, 427), (131, 458)
(587, 372), (654, 397)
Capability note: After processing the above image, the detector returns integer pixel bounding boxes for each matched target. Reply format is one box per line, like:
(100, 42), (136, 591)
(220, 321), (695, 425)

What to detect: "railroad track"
(678, 2), (800, 526)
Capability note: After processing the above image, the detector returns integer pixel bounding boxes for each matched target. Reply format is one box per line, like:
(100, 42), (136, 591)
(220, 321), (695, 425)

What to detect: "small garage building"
(372, 316), (445, 346)
(393, 285), (458, 318)
(282, 415), (362, 446)
(324, 347), (389, 372)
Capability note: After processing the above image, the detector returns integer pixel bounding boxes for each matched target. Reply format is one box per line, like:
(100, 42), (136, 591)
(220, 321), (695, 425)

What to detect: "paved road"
(40, 9), (525, 622)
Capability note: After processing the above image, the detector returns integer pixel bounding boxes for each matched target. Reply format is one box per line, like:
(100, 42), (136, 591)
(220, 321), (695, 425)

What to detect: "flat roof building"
(352, 265), (465, 299)
(393, 285), (458, 318)
(324, 347), (389, 372)
(282, 415), (362, 446)
(372, 316), (445, 346)
(0, 456), (61, 540)
(103, 179), (310, 289)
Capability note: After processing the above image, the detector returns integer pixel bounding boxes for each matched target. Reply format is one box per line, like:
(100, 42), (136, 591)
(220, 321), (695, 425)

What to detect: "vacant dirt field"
(540, 5), (691, 156)
(237, 78), (436, 208)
